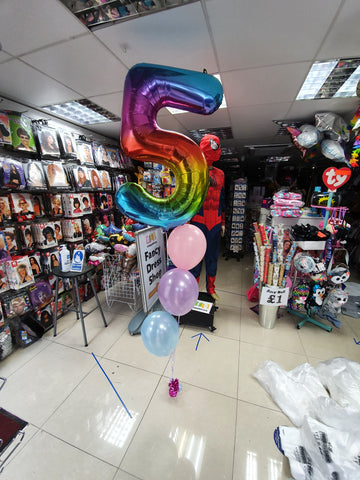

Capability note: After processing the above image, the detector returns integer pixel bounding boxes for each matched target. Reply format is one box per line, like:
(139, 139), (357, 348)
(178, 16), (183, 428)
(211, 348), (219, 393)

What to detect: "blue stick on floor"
(92, 352), (132, 419)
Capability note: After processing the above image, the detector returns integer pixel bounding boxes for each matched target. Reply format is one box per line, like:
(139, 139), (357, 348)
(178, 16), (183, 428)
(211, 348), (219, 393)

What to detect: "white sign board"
(192, 300), (213, 314)
(135, 226), (166, 313)
(70, 250), (85, 272)
(260, 286), (289, 307)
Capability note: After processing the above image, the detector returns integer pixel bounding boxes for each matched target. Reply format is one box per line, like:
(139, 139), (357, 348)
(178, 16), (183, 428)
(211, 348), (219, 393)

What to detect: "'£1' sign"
(322, 167), (351, 191)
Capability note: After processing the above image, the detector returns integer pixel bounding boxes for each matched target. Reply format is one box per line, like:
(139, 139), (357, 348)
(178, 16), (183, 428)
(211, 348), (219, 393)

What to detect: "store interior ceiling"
(0, 0), (360, 165)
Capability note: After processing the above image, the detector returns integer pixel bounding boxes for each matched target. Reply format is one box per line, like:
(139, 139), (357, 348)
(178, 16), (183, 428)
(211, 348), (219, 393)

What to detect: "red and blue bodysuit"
(191, 135), (225, 298)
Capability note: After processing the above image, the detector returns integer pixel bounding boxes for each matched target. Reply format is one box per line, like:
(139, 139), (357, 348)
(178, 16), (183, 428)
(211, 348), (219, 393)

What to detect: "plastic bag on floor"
(313, 396), (360, 434)
(274, 416), (360, 480)
(253, 360), (329, 427)
(315, 357), (360, 410)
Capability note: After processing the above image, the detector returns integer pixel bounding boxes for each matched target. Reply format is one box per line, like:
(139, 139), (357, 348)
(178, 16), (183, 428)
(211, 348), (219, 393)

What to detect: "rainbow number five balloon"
(116, 63), (223, 230)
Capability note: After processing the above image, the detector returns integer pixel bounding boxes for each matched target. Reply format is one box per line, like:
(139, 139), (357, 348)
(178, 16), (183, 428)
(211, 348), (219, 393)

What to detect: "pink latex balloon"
(167, 224), (206, 270)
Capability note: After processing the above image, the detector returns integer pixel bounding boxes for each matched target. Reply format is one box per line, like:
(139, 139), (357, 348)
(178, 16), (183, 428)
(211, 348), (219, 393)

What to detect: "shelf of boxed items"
(134, 161), (176, 199)
(0, 123), (133, 359)
(224, 177), (247, 260)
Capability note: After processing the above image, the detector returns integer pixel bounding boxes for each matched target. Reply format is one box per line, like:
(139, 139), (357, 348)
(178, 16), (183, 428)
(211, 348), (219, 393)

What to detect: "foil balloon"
(315, 112), (350, 142)
(116, 63), (223, 230)
(320, 139), (348, 165)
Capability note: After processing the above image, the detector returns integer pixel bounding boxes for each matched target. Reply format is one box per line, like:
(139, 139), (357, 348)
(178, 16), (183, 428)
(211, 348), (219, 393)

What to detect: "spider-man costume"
(190, 134), (225, 300)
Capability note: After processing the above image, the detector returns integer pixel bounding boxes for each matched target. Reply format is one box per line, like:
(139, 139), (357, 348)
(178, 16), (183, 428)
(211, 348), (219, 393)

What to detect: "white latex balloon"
(320, 139), (346, 163)
(297, 124), (321, 148)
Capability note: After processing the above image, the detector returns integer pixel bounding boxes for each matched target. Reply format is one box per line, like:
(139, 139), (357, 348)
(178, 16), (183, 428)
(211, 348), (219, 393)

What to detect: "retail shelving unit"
(224, 177), (247, 260)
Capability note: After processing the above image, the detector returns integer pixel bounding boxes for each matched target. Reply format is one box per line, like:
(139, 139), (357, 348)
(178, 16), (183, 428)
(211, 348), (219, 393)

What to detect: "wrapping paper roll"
(263, 246), (271, 283)
(267, 262), (274, 285)
(273, 263), (280, 287)
(278, 264), (285, 287)
(259, 224), (269, 245)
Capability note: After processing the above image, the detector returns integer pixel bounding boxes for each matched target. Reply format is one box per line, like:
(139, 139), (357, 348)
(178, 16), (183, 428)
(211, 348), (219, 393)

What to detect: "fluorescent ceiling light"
(166, 73), (226, 115)
(43, 99), (120, 125)
(296, 58), (360, 100)
(334, 65), (360, 97)
(296, 60), (337, 100)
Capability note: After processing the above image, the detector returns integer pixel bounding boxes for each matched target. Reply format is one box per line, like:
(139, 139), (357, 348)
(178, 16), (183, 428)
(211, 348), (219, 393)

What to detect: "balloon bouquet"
(287, 112), (358, 167)
(115, 63), (223, 397)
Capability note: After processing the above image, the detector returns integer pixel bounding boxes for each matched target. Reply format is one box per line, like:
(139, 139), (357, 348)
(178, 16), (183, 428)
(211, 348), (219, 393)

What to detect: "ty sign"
(322, 167), (351, 191)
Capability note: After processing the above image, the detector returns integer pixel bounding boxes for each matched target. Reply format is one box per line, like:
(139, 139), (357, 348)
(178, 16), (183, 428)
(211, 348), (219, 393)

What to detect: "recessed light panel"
(296, 58), (360, 100)
(43, 99), (120, 125)
(60, 0), (198, 31)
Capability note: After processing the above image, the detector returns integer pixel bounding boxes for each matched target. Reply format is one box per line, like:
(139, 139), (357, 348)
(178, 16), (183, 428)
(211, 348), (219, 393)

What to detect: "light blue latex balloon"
(141, 311), (179, 357)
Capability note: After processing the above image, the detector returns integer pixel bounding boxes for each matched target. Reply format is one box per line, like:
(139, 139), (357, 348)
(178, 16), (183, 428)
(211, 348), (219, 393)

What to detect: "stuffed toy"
(327, 264), (350, 286)
(306, 283), (326, 309)
(289, 283), (310, 312)
(318, 289), (349, 328)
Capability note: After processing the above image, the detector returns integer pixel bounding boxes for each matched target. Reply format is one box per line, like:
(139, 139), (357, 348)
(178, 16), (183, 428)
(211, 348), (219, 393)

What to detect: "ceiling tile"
(317, 0), (360, 60)
(94, 3), (217, 73)
(156, 111), (188, 136)
(0, 0), (87, 56)
(0, 59), (80, 107)
(88, 92), (124, 117)
(206, 0), (342, 71)
(222, 63), (312, 107)
(22, 35), (128, 98)
(0, 52), (12, 64)
(173, 108), (231, 131)
(286, 97), (359, 124)
(89, 121), (121, 141)
(229, 103), (292, 138)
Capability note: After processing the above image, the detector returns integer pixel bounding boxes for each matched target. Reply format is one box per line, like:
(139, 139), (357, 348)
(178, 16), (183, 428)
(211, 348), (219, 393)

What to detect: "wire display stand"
(103, 253), (142, 312)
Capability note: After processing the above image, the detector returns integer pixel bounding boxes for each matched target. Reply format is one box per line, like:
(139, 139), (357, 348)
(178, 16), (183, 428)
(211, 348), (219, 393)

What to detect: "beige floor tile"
(104, 327), (171, 375)
(0, 430), (116, 480)
(342, 313), (360, 337)
(164, 329), (239, 397)
(297, 315), (360, 362)
(43, 357), (160, 466)
(212, 303), (241, 340)
(238, 342), (308, 410)
(113, 471), (141, 480)
(234, 400), (293, 480)
(216, 290), (242, 308)
(0, 343), (93, 427)
(121, 377), (237, 480)
(240, 307), (307, 355)
(0, 337), (50, 378)
(52, 310), (129, 354)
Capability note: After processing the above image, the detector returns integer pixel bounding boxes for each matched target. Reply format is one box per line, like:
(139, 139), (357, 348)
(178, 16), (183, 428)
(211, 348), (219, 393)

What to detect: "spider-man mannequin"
(190, 134), (225, 301)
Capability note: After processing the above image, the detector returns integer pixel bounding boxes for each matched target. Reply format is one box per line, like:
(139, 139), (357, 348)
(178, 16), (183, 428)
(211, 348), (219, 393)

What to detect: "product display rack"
(0, 113), (134, 359)
(224, 177), (247, 260)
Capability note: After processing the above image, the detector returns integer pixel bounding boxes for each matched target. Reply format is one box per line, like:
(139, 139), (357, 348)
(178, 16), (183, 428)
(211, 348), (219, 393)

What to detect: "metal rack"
(103, 253), (142, 311)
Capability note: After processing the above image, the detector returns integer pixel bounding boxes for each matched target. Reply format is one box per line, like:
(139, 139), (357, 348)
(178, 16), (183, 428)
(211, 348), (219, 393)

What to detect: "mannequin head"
(199, 134), (221, 167)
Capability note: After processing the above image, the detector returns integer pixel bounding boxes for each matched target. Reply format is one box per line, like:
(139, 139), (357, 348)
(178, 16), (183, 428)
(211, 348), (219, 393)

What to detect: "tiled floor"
(1, 252), (360, 479)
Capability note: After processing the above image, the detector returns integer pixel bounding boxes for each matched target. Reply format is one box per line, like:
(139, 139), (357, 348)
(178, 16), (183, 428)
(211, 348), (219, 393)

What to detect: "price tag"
(260, 286), (289, 306)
